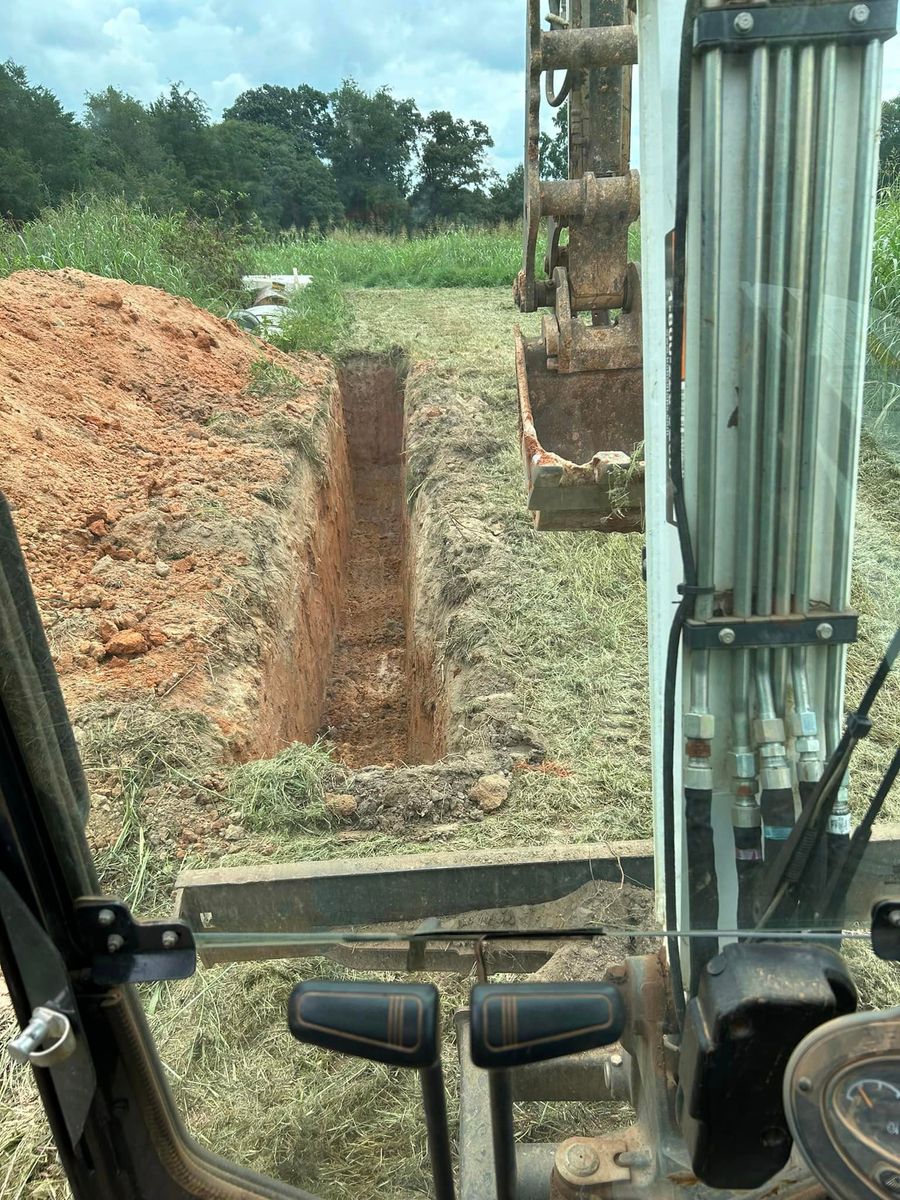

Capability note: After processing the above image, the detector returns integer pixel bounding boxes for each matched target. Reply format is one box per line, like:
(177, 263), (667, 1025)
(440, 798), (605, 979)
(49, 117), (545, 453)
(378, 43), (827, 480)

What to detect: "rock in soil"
(103, 629), (148, 657)
(324, 792), (358, 819)
(469, 772), (510, 812)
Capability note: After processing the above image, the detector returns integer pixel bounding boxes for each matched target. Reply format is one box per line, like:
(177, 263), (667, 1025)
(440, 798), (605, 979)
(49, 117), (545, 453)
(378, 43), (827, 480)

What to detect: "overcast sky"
(6, 1), (900, 183)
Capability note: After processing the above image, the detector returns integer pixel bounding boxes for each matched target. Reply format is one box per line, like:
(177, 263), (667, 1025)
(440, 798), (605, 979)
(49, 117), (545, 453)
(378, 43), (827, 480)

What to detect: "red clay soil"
(0, 269), (332, 745)
(321, 461), (408, 767)
(321, 357), (412, 768)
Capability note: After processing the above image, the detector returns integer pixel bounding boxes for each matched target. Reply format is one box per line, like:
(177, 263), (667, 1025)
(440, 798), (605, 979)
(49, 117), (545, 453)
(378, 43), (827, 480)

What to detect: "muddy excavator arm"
(515, 0), (645, 531)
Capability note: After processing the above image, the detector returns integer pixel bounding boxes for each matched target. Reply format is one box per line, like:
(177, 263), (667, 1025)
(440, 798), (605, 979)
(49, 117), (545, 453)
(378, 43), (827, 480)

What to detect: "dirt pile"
(0, 269), (336, 752)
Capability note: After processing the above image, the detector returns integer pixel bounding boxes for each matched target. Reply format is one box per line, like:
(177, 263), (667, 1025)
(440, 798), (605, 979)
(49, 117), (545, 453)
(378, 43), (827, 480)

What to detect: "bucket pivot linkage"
(515, 0), (643, 532)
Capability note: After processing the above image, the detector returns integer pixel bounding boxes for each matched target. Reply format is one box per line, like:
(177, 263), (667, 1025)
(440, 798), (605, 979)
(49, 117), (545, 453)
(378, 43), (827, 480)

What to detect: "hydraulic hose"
(685, 787), (719, 992)
(660, 0), (704, 1027)
(818, 746), (900, 925)
(682, 43), (723, 991)
(756, 627), (900, 929)
(730, 44), (770, 931)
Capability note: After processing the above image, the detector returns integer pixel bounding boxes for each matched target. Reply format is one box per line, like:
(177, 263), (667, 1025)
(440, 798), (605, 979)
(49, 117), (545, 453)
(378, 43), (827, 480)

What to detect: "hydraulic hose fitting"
(730, 750), (756, 782)
(791, 707), (822, 783)
(732, 793), (760, 827)
(757, 742), (792, 791)
(753, 717), (791, 790)
(830, 779), (851, 833)
(754, 716), (794, 859)
(827, 778), (853, 877)
(684, 711), (715, 791)
(795, 736), (821, 783)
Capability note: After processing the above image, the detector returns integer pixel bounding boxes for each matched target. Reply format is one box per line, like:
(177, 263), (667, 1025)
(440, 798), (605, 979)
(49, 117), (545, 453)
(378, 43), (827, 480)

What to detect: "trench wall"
(254, 355), (445, 768)
(252, 382), (352, 758)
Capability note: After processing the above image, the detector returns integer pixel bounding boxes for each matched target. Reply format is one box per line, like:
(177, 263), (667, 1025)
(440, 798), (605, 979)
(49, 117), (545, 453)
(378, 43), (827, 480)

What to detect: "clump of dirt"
(345, 760), (503, 832)
(0, 269), (339, 756)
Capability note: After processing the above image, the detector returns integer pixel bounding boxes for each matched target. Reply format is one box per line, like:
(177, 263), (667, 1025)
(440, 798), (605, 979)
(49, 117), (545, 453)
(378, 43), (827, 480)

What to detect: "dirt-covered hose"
(734, 824), (763, 932)
(686, 787), (719, 991)
(797, 778), (827, 918)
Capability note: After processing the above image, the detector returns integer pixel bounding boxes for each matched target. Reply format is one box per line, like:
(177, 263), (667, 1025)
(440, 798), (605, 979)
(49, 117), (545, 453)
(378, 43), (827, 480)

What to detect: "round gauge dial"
(836, 1065), (900, 1157)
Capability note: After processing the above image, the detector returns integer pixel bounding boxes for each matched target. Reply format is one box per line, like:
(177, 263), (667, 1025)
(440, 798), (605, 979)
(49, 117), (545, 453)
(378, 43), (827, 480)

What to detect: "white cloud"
(4, 0), (526, 171)
(207, 71), (252, 115)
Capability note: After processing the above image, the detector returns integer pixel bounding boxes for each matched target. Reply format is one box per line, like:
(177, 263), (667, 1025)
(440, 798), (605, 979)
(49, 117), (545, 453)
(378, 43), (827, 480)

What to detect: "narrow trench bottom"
(318, 356), (426, 768)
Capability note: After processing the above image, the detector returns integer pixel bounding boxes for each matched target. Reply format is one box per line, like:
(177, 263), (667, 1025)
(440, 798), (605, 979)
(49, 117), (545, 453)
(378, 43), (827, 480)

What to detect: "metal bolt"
(7, 1006), (75, 1068)
(8, 1012), (51, 1063)
(616, 1149), (652, 1170)
(97, 908), (116, 927)
(609, 1052), (624, 1068)
(106, 933), (125, 953)
(563, 1143), (601, 1178)
(718, 627), (736, 645)
(816, 622), (834, 641)
(798, 1076), (812, 1093)
(733, 11), (755, 33)
(161, 930), (179, 949)
(850, 4), (870, 24)
(888, 909), (900, 928)
(608, 964), (627, 983)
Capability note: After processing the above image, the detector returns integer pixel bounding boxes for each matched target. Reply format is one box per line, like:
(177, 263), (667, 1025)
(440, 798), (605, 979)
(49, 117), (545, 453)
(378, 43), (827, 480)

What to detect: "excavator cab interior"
(2, 2), (900, 1199)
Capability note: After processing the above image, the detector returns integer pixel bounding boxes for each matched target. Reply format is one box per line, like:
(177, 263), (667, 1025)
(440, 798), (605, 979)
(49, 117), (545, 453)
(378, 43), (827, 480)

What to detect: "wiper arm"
(817, 745), (900, 926)
(754, 626), (900, 931)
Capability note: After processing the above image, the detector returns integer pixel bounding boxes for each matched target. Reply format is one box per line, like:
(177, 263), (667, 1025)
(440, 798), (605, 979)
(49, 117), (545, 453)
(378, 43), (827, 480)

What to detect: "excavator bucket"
(516, 330), (643, 531)
(516, 0), (643, 533)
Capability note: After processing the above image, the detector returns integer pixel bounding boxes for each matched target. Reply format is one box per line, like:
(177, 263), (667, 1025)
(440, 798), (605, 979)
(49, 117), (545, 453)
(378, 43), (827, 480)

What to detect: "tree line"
(1, 61), (566, 232)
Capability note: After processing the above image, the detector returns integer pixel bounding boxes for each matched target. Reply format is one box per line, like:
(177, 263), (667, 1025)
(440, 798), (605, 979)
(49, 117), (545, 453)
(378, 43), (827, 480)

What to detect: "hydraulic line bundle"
(674, 0), (894, 978)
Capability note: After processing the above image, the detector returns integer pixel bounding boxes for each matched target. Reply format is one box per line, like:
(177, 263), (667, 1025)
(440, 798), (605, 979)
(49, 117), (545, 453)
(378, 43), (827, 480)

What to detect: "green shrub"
(267, 265), (353, 356)
(0, 194), (247, 310)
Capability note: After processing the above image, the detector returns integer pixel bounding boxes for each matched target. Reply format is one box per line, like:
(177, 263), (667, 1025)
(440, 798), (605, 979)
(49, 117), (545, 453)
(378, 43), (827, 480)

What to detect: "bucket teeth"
(516, 329), (644, 533)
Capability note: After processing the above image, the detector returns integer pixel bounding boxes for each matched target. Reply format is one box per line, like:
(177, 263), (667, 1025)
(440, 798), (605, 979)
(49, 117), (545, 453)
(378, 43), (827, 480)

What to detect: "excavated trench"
(282, 354), (443, 769)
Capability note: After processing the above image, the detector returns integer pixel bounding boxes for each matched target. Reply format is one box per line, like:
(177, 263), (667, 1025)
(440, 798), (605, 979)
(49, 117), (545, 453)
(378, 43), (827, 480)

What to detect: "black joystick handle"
(289, 981), (454, 1200)
(469, 982), (627, 1200)
(470, 980), (626, 1068)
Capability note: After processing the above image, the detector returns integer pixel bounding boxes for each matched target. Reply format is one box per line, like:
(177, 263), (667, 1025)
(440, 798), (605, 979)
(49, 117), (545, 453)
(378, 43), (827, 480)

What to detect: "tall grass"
(267, 265), (355, 356)
(0, 195), (247, 310)
(868, 185), (900, 463)
(250, 223), (526, 289)
(250, 222), (642, 290)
